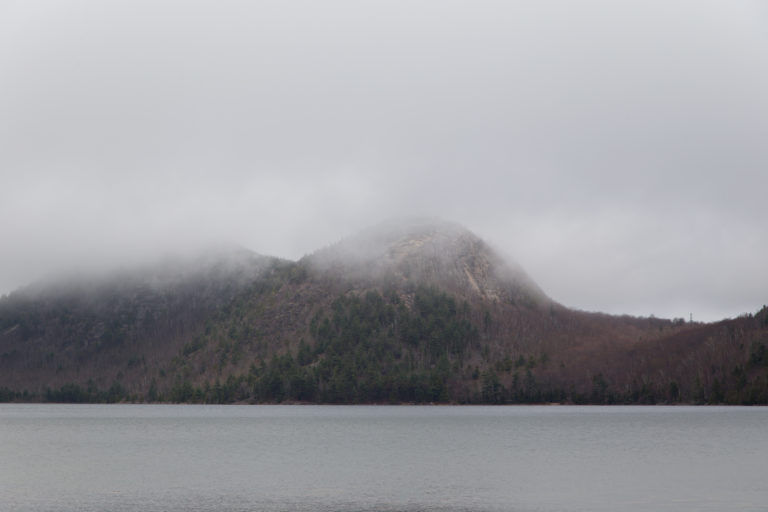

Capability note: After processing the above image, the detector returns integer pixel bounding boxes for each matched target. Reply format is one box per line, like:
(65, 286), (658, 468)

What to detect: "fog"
(1, 1), (766, 321)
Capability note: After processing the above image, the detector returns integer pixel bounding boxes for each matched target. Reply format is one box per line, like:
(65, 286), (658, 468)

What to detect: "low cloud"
(1, 1), (766, 321)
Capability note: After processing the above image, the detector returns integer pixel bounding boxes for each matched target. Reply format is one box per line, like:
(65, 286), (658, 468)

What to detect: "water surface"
(1, 405), (766, 511)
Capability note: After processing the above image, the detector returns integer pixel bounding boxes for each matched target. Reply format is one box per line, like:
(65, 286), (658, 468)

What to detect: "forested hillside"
(1, 221), (766, 404)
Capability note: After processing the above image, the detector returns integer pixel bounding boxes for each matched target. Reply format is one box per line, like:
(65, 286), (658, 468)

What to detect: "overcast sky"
(1, 1), (766, 321)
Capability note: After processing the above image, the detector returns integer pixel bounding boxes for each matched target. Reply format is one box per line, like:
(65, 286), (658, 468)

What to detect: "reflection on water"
(1, 405), (767, 512)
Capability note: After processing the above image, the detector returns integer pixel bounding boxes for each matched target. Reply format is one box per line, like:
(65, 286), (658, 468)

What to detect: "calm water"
(1, 405), (766, 512)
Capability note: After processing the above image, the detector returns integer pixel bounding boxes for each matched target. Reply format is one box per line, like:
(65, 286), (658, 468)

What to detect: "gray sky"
(1, 1), (767, 321)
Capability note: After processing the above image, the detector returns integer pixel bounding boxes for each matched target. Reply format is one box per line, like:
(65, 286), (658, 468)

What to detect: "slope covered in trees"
(1, 220), (766, 404)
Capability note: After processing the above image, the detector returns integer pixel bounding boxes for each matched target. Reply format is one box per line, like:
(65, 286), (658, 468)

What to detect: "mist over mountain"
(306, 218), (549, 306)
(1, 220), (766, 405)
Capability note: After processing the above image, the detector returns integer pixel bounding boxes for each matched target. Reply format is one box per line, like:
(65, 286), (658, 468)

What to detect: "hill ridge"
(1, 219), (766, 405)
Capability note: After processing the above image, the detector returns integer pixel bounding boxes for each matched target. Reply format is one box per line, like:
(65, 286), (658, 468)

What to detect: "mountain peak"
(306, 218), (549, 306)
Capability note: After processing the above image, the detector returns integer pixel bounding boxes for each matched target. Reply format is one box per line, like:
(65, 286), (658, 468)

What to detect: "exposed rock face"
(306, 218), (549, 306)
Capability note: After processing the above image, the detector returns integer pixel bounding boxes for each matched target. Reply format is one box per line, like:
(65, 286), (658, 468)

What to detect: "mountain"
(0, 247), (281, 400)
(1, 220), (766, 404)
(305, 219), (548, 306)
